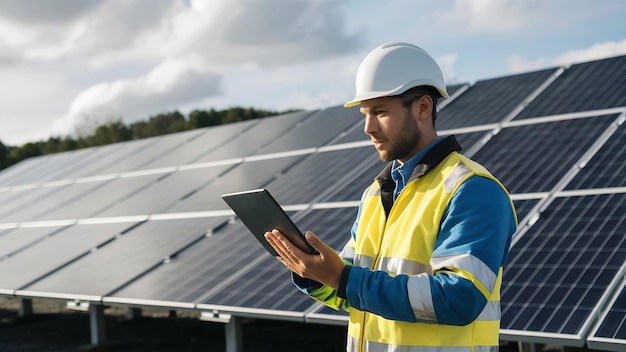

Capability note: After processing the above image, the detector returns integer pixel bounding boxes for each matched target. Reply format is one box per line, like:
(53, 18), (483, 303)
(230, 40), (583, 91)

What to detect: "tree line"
(0, 106), (300, 172)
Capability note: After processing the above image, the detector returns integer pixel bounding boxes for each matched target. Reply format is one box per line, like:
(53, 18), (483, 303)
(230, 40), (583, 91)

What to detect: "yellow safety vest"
(347, 150), (513, 352)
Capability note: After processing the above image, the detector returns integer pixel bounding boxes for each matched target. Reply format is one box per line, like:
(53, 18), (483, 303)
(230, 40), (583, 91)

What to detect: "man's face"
(360, 97), (421, 163)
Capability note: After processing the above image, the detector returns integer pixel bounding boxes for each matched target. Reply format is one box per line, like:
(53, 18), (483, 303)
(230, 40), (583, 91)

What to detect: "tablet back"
(221, 189), (316, 255)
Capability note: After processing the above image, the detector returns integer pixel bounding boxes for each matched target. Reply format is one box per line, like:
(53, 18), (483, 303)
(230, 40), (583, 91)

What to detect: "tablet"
(221, 188), (317, 256)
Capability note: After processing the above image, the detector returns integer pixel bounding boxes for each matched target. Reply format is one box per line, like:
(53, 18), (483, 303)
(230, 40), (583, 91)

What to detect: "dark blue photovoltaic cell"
(437, 69), (557, 130)
(501, 193), (626, 335)
(593, 283), (626, 339)
(264, 147), (379, 205)
(196, 207), (357, 311)
(471, 115), (617, 193)
(515, 55), (626, 119)
(565, 122), (626, 190)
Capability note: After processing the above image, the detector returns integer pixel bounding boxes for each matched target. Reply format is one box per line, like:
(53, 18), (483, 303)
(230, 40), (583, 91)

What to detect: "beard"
(376, 109), (421, 162)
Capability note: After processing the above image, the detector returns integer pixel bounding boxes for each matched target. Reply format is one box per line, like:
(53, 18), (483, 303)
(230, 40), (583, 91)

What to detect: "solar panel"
(18, 217), (228, 299)
(96, 164), (235, 217)
(0, 54), (625, 350)
(0, 222), (136, 291)
(265, 146), (379, 205)
(501, 193), (626, 341)
(0, 181), (112, 223)
(256, 106), (362, 154)
(512, 199), (540, 221)
(1, 147), (114, 187)
(515, 55), (626, 119)
(446, 83), (468, 97)
(64, 138), (162, 178)
(0, 186), (68, 220)
(565, 121), (626, 190)
(0, 225), (68, 260)
(0, 155), (49, 187)
(38, 173), (165, 220)
(196, 207), (356, 313)
(165, 155), (304, 213)
(588, 279), (626, 351)
(437, 68), (558, 130)
(323, 131), (494, 203)
(105, 220), (268, 305)
(471, 115), (617, 193)
(193, 111), (313, 163)
(94, 129), (206, 174)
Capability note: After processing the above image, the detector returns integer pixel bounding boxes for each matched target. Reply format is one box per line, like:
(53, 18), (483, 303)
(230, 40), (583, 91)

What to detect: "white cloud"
(52, 57), (221, 136)
(507, 39), (626, 73)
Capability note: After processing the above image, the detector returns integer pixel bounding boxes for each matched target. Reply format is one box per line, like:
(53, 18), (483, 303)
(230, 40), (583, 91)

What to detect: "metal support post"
(89, 304), (107, 346)
(19, 298), (33, 316)
(225, 315), (243, 352)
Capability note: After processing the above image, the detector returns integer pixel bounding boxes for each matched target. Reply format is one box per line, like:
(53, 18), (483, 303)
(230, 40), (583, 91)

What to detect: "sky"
(1, 0), (625, 146)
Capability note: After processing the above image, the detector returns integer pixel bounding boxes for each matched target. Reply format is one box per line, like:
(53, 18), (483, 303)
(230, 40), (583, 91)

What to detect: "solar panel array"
(1, 54), (625, 350)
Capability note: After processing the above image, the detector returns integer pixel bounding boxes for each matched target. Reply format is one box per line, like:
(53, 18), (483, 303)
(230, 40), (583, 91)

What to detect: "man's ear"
(413, 95), (434, 122)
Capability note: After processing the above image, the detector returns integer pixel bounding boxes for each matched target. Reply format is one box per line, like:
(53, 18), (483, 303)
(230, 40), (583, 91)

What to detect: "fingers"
(304, 231), (331, 257)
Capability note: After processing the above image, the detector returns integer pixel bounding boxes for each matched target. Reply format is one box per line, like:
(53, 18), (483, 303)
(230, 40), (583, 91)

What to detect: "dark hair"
(397, 86), (441, 127)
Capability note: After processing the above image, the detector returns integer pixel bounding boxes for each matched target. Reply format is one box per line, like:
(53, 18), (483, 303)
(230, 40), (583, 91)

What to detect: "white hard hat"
(344, 42), (449, 108)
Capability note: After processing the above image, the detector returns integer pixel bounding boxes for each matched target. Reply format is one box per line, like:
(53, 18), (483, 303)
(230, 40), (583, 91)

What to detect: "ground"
(1, 297), (596, 352)
(0, 296), (347, 351)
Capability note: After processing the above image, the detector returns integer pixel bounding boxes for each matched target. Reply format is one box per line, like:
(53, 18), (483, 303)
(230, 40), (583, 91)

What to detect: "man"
(265, 42), (517, 352)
